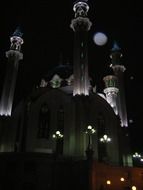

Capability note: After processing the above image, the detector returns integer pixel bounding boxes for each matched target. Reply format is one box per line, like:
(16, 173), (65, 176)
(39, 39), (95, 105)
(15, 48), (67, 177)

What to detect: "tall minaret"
(103, 75), (119, 115)
(70, 0), (92, 96)
(0, 27), (24, 116)
(110, 42), (128, 127)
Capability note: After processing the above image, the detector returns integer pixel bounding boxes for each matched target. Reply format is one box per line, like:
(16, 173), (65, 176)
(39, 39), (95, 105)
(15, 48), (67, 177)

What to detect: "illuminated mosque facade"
(0, 1), (143, 190)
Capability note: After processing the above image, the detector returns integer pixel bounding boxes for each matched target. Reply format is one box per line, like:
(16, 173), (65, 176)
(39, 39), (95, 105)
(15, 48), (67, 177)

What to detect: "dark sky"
(1, 1), (143, 153)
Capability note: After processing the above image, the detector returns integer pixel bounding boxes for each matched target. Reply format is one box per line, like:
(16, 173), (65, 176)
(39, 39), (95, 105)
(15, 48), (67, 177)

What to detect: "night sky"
(1, 1), (143, 153)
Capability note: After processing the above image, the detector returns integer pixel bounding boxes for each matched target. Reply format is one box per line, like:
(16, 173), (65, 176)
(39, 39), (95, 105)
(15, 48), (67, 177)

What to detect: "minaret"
(70, 0), (92, 96)
(110, 42), (128, 127)
(103, 75), (119, 115)
(0, 27), (24, 116)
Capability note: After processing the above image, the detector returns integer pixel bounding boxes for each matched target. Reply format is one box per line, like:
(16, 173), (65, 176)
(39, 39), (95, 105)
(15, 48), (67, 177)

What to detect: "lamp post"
(52, 130), (64, 155)
(132, 152), (141, 167)
(99, 134), (111, 162)
(85, 125), (96, 159)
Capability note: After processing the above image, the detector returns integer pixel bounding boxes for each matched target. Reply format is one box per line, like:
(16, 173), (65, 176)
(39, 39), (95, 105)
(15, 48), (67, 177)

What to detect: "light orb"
(93, 32), (108, 46)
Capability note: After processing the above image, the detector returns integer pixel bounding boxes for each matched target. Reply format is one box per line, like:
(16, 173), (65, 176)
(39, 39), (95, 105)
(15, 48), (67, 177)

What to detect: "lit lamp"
(106, 180), (111, 185)
(85, 125), (96, 148)
(100, 134), (111, 143)
(120, 177), (125, 182)
(106, 180), (112, 190)
(132, 152), (142, 167)
(52, 130), (64, 155)
(85, 125), (96, 134)
(132, 152), (141, 158)
(52, 130), (63, 139)
(99, 134), (111, 162)
(132, 186), (137, 190)
(85, 125), (96, 159)
(140, 158), (143, 162)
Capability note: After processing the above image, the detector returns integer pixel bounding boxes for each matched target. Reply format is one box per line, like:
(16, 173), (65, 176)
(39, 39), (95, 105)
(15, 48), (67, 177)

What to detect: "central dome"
(44, 64), (73, 81)
(38, 63), (95, 92)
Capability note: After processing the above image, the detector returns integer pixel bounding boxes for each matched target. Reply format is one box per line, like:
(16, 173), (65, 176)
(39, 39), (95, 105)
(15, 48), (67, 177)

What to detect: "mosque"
(0, 1), (143, 190)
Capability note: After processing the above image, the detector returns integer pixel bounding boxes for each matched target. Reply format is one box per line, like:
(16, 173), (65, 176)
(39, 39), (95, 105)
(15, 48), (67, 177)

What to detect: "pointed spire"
(12, 26), (23, 38)
(111, 41), (121, 52)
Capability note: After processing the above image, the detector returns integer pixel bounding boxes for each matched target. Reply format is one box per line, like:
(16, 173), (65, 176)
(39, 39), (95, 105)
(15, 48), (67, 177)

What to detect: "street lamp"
(85, 125), (96, 148)
(52, 130), (64, 155)
(132, 152), (141, 158)
(85, 125), (96, 134)
(132, 186), (137, 190)
(99, 134), (111, 162)
(132, 152), (142, 167)
(100, 134), (111, 143)
(52, 130), (63, 139)
(85, 125), (96, 159)
(133, 152), (141, 159)
(140, 158), (143, 162)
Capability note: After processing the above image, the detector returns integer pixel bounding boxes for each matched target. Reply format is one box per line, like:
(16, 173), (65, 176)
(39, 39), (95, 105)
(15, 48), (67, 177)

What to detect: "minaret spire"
(0, 27), (24, 116)
(70, 0), (92, 96)
(110, 41), (128, 127)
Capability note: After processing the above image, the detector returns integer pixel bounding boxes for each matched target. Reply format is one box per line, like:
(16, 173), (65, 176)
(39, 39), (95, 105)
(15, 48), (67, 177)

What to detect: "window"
(57, 106), (64, 131)
(97, 113), (105, 135)
(37, 103), (50, 139)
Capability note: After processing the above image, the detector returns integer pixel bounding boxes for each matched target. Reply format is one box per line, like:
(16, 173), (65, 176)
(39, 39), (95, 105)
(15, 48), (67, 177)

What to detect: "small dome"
(38, 64), (73, 89)
(44, 64), (73, 81)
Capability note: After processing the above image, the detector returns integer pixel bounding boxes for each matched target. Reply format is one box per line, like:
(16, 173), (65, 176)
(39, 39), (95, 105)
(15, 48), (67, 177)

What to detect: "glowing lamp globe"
(93, 32), (108, 46)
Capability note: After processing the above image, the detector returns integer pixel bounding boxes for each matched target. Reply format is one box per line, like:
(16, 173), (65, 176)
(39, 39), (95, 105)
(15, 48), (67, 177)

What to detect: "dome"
(44, 64), (73, 81)
(38, 63), (95, 91)
(38, 64), (73, 89)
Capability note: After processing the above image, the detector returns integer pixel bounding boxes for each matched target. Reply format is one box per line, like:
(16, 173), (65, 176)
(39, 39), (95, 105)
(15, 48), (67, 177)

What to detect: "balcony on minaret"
(70, 1), (92, 32)
(6, 27), (24, 60)
(10, 27), (24, 52)
(103, 75), (119, 115)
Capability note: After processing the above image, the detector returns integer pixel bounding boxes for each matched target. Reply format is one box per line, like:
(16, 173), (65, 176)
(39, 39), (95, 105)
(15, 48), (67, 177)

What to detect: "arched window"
(37, 103), (50, 139)
(97, 113), (105, 136)
(57, 105), (64, 131)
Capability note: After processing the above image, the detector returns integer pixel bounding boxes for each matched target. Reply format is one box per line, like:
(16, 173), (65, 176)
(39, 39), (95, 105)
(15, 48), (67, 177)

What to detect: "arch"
(37, 103), (50, 139)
